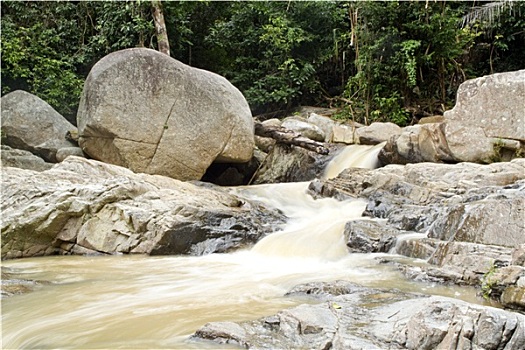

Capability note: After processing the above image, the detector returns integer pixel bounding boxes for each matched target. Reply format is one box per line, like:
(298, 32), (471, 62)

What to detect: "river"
(1, 144), (485, 349)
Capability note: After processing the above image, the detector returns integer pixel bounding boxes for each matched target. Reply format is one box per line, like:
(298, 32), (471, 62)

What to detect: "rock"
(391, 235), (438, 260)
(281, 117), (326, 142)
(254, 135), (275, 153)
(200, 153), (261, 186)
(512, 244), (525, 266)
(356, 122), (402, 145)
(428, 189), (525, 247)
(193, 281), (525, 350)
(1, 90), (77, 162)
(501, 286), (525, 311)
(261, 118), (282, 128)
(304, 112), (364, 144)
(444, 69), (525, 163)
(56, 147), (86, 162)
(309, 159), (525, 293)
(1, 157), (285, 259)
(1, 145), (53, 172)
(378, 123), (454, 165)
(332, 123), (357, 144)
(418, 115), (445, 124)
(77, 48), (254, 181)
(307, 113), (336, 142)
(252, 143), (337, 184)
(255, 119), (281, 152)
(343, 219), (400, 253)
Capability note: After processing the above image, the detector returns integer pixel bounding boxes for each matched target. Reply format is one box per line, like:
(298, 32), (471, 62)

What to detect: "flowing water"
(1, 145), (484, 349)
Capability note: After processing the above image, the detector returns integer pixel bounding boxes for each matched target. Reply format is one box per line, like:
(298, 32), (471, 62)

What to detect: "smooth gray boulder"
(1, 157), (285, 259)
(77, 48), (254, 181)
(1, 90), (77, 162)
(444, 69), (525, 163)
(356, 121), (402, 145)
(56, 147), (85, 162)
(281, 117), (325, 142)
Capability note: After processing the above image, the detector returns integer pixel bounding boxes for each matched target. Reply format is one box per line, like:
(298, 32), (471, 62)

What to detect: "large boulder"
(77, 48), (254, 181)
(1, 157), (285, 259)
(252, 144), (337, 184)
(444, 69), (525, 163)
(1, 90), (78, 162)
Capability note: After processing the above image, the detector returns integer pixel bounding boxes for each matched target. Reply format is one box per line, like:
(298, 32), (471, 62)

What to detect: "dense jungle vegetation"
(2, 1), (524, 126)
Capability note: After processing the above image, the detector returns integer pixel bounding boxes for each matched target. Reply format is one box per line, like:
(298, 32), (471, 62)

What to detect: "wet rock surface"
(193, 281), (525, 349)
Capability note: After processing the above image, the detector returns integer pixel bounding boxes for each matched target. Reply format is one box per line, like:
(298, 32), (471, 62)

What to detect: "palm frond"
(461, 0), (515, 28)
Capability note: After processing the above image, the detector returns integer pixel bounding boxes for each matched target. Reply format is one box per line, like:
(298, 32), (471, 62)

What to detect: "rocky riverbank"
(194, 281), (525, 349)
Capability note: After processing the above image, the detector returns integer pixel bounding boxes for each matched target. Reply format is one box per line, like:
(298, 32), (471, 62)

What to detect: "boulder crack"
(147, 100), (177, 169)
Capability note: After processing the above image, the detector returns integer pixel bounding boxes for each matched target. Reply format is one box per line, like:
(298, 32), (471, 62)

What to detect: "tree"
(151, 0), (170, 56)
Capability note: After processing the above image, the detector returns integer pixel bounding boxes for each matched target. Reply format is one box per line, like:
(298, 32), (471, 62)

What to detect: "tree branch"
(254, 122), (329, 155)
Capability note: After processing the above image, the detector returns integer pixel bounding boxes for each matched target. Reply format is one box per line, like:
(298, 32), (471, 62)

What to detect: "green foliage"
(481, 262), (497, 300)
(1, 1), (154, 123)
(1, 1), (524, 126)
(205, 1), (344, 113)
(1, 2), (85, 120)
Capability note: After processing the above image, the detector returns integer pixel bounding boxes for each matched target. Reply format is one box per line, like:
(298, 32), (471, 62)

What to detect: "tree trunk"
(151, 0), (170, 56)
(254, 122), (329, 155)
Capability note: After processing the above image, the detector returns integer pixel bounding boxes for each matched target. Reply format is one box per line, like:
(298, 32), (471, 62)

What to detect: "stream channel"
(1, 145), (487, 349)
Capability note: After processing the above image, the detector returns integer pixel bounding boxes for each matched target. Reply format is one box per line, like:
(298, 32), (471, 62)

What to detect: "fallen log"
(254, 122), (329, 155)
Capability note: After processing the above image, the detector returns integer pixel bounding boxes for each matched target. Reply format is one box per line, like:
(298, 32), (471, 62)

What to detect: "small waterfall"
(231, 143), (385, 261)
(322, 142), (385, 180)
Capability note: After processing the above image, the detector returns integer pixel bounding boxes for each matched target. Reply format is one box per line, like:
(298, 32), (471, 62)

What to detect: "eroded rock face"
(193, 281), (525, 350)
(309, 159), (525, 309)
(252, 143), (338, 184)
(444, 69), (525, 163)
(1, 90), (77, 162)
(1, 157), (285, 259)
(77, 48), (254, 181)
(379, 123), (455, 165)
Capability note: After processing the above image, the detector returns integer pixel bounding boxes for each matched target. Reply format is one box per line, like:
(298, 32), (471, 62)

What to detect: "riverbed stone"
(379, 123), (455, 165)
(343, 219), (400, 253)
(252, 143), (337, 184)
(77, 48), (254, 181)
(1, 157), (285, 259)
(56, 147), (85, 162)
(193, 281), (525, 350)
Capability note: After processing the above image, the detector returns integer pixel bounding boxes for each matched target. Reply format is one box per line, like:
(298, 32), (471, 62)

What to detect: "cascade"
(1, 144), (479, 349)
